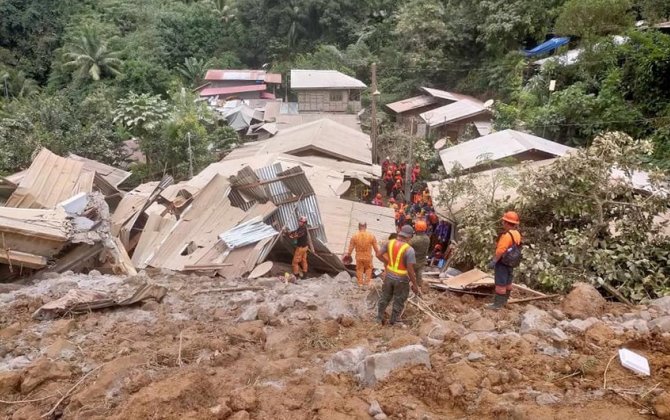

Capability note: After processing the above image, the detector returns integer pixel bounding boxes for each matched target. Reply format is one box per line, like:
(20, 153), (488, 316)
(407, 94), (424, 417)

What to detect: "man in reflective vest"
(344, 221), (380, 288)
(375, 225), (420, 325)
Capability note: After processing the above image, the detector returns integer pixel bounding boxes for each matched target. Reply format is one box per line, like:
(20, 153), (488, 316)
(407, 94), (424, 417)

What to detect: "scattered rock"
(325, 347), (369, 374)
(209, 402), (233, 419)
(561, 283), (606, 319)
(334, 271), (352, 283)
(649, 316), (670, 333)
(650, 296), (670, 314)
(446, 360), (481, 390)
(653, 392), (670, 419)
(369, 400), (384, 416)
(564, 317), (599, 333)
(0, 322), (23, 339)
(338, 316), (355, 327)
(550, 309), (566, 321)
(229, 388), (258, 411)
(10, 404), (41, 420)
(461, 310), (482, 325)
(229, 410), (250, 420)
(536, 393), (561, 406)
(585, 323), (615, 344)
(358, 345), (431, 386)
(0, 371), (21, 395)
(21, 358), (72, 393)
(519, 306), (554, 334)
(470, 318), (495, 332)
(374, 414), (388, 420)
(467, 352), (485, 362)
(639, 310), (652, 321)
(548, 327), (568, 342)
(256, 304), (275, 323)
(44, 337), (77, 360)
(237, 305), (259, 322)
(47, 319), (76, 337)
(622, 319), (649, 334)
(449, 383), (465, 397)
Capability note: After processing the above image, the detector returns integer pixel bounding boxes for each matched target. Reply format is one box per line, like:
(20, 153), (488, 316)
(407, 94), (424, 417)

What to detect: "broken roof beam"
(0, 249), (48, 269)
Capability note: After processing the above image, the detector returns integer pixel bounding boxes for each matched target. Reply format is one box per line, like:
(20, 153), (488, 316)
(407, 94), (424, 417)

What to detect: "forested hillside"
(1, 0), (670, 180)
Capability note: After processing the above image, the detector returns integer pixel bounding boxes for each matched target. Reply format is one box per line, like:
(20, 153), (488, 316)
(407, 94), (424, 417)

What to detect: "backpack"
(500, 231), (522, 267)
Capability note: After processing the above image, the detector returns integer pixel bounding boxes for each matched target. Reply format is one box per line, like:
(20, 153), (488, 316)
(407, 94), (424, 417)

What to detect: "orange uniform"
(347, 231), (380, 286)
(495, 230), (522, 260)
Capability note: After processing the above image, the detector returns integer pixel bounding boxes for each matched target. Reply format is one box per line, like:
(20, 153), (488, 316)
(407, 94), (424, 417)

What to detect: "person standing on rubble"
(409, 219), (431, 291)
(375, 225), (420, 325)
(286, 215), (310, 279)
(487, 211), (522, 310)
(344, 221), (380, 289)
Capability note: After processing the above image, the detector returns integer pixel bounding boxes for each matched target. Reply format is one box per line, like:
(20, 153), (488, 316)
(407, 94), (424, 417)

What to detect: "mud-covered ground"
(1, 270), (670, 420)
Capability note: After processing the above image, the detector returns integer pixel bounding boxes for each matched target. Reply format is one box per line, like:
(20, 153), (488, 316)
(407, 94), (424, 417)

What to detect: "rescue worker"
(487, 211), (522, 310)
(376, 225), (420, 325)
(286, 215), (310, 279)
(383, 170), (394, 196)
(372, 193), (384, 206)
(411, 163), (421, 184)
(344, 221), (380, 288)
(391, 179), (403, 198)
(382, 156), (391, 174)
(409, 219), (431, 290)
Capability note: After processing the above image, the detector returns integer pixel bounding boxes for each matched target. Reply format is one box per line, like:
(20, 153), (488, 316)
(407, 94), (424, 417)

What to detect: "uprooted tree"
(436, 132), (670, 302)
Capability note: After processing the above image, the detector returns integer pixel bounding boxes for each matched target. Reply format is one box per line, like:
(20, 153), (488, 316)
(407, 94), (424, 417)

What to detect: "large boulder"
(358, 345), (430, 386)
(650, 296), (670, 315)
(654, 392), (670, 419)
(561, 282), (606, 319)
(649, 316), (670, 333)
(20, 358), (72, 394)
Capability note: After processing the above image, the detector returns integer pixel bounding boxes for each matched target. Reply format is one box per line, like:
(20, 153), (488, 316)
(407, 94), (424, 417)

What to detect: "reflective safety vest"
(387, 239), (410, 276)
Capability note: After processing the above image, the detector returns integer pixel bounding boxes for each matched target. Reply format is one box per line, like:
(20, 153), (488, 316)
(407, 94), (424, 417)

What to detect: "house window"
(349, 90), (361, 101)
(330, 91), (343, 102)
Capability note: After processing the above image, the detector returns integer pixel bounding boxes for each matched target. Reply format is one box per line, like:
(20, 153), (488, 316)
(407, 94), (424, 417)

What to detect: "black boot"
(487, 294), (506, 310)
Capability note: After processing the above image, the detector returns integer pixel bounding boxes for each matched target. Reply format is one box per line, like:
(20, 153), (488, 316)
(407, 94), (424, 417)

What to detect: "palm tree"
(1, 69), (39, 99)
(63, 26), (122, 82)
(210, 0), (235, 23)
(177, 57), (207, 87)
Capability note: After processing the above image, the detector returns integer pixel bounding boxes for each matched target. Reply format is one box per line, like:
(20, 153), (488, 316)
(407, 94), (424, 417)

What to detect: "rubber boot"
(487, 294), (506, 310)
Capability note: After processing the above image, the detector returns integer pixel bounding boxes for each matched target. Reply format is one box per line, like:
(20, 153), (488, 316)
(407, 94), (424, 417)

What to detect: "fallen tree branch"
(603, 353), (617, 389)
(508, 294), (560, 304)
(0, 394), (57, 405)
(192, 286), (264, 295)
(41, 364), (104, 418)
(599, 281), (633, 306)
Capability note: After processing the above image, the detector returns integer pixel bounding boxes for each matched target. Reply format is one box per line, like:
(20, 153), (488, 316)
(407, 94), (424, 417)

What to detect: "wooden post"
(370, 63), (378, 164)
(405, 131), (414, 203)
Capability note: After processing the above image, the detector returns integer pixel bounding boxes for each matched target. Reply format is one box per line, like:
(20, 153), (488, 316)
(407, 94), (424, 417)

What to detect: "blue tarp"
(523, 37), (570, 57)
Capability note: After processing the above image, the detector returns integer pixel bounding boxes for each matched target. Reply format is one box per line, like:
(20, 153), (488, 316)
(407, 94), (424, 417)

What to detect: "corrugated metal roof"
(5, 148), (94, 209)
(420, 99), (490, 128)
(474, 121), (493, 136)
(204, 69), (282, 84)
(420, 87), (481, 103)
(199, 84), (268, 97)
(317, 195), (396, 269)
(275, 112), (362, 132)
(439, 129), (574, 173)
(225, 118), (372, 165)
(219, 217), (278, 248)
(68, 154), (131, 187)
(386, 95), (438, 114)
(291, 69), (366, 90)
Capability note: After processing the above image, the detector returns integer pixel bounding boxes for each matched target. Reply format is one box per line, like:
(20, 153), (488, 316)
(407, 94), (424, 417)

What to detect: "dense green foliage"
(1, 0), (669, 175)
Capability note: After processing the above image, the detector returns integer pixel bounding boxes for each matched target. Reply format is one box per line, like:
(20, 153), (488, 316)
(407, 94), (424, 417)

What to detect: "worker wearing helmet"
(286, 215), (310, 279)
(344, 221), (380, 288)
(372, 193), (384, 207)
(409, 219), (431, 290)
(376, 225), (419, 325)
(487, 211), (522, 310)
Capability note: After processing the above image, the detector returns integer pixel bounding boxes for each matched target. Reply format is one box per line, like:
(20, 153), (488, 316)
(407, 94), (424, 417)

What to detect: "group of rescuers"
(286, 210), (522, 326)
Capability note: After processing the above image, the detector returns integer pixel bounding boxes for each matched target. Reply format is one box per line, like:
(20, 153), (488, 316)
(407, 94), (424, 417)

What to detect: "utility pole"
(370, 62), (379, 164)
(187, 132), (194, 179)
(405, 126), (414, 204)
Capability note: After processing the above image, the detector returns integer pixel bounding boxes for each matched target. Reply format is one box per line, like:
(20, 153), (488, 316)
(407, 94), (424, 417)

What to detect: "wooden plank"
(508, 294), (560, 304)
(0, 249), (48, 269)
(513, 283), (546, 297)
(183, 263), (233, 271)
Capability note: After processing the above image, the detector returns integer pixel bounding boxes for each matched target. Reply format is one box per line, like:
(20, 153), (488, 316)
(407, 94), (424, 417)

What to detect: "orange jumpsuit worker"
(487, 211), (522, 310)
(344, 221), (380, 288)
(286, 215), (309, 278)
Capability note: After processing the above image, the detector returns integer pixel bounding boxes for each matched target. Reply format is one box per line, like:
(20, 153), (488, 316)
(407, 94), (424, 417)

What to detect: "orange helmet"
(414, 220), (428, 232)
(376, 193), (382, 199)
(389, 198), (395, 203)
(502, 211), (520, 225)
(435, 244), (442, 250)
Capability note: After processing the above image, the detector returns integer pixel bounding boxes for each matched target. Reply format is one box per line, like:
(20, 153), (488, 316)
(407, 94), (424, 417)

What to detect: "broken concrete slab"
(358, 345), (430, 386)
